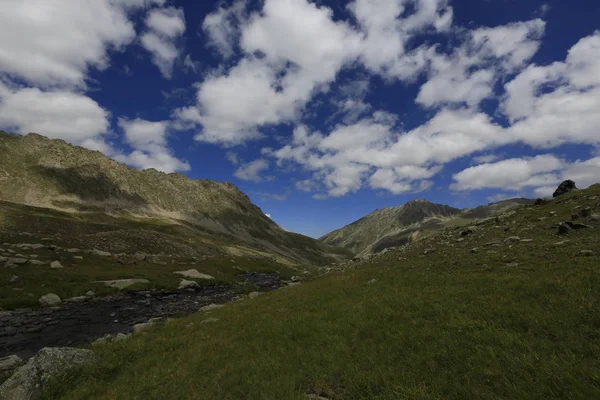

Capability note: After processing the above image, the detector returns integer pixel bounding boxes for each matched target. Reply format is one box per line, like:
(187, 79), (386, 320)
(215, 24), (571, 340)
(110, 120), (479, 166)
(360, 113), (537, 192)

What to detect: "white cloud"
(451, 154), (564, 191)
(226, 151), (240, 165)
(116, 118), (190, 173)
(472, 154), (501, 164)
(0, 0), (153, 89)
(0, 82), (111, 151)
(202, 0), (247, 58)
(234, 159), (270, 181)
(453, 154), (600, 196)
(141, 7), (186, 78)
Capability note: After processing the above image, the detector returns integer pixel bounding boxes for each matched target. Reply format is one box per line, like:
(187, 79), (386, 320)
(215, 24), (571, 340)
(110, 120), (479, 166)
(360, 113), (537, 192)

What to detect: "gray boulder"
(38, 294), (61, 307)
(553, 180), (577, 198)
(0, 347), (95, 400)
(178, 279), (199, 290)
(0, 355), (23, 373)
(49, 261), (63, 269)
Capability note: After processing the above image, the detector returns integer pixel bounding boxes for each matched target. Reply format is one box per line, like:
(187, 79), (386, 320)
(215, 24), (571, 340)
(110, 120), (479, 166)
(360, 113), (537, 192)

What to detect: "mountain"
(0, 131), (348, 265)
(320, 197), (534, 255)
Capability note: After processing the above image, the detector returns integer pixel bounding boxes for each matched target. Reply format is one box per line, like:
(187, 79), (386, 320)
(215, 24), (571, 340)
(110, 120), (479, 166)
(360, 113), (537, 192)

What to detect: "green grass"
(40, 186), (600, 399)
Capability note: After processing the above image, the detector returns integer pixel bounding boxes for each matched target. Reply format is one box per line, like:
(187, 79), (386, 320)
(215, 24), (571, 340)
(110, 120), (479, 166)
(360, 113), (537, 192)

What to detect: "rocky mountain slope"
(320, 197), (534, 255)
(0, 131), (348, 265)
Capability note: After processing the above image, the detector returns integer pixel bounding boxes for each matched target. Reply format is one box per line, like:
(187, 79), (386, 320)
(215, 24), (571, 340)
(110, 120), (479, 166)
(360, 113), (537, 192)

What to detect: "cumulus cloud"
(202, 0), (247, 58)
(452, 154), (600, 197)
(116, 118), (190, 173)
(234, 159), (270, 182)
(0, 82), (111, 152)
(141, 6), (186, 78)
(0, 0), (153, 89)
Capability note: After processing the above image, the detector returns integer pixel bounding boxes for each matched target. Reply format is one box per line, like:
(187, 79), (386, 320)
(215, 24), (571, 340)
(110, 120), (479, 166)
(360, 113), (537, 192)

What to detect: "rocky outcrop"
(553, 180), (578, 197)
(0, 347), (95, 400)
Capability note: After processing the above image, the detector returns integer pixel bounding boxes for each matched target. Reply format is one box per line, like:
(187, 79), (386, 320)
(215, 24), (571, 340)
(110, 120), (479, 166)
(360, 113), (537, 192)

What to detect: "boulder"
(8, 258), (28, 265)
(461, 226), (478, 236)
(96, 279), (150, 290)
(174, 269), (215, 280)
(49, 261), (63, 269)
(0, 355), (23, 373)
(178, 279), (200, 290)
(132, 323), (154, 334)
(552, 180), (577, 197)
(200, 303), (224, 312)
(38, 294), (61, 307)
(28, 260), (45, 266)
(579, 250), (596, 257)
(0, 347), (95, 400)
(248, 292), (262, 299)
(503, 236), (521, 244)
(91, 249), (111, 257)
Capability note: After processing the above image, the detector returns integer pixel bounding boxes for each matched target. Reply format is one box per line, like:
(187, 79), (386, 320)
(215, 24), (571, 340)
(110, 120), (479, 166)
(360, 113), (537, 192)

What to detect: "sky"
(0, 0), (599, 238)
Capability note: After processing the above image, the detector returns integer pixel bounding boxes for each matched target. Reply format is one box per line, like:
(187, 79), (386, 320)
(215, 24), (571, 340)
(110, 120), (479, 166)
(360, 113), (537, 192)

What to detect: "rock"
(200, 303), (224, 312)
(64, 296), (87, 303)
(558, 223), (573, 235)
(200, 317), (219, 325)
(505, 262), (520, 267)
(590, 214), (600, 223)
(306, 395), (330, 400)
(554, 240), (570, 246)
(134, 252), (147, 261)
(66, 248), (80, 253)
(133, 323), (154, 334)
(174, 269), (215, 280)
(73, 256), (83, 260)
(504, 236), (521, 244)
(287, 282), (301, 287)
(9, 275), (19, 283)
(113, 333), (131, 342)
(484, 240), (501, 247)
(0, 355), (23, 372)
(96, 279), (150, 290)
(520, 239), (533, 243)
(49, 261), (63, 269)
(470, 248), (478, 254)
(38, 293), (61, 307)
(28, 260), (45, 265)
(178, 279), (200, 290)
(579, 250), (596, 257)
(565, 221), (593, 230)
(367, 279), (377, 284)
(29, 244), (44, 250)
(8, 258), (28, 265)
(291, 276), (300, 282)
(85, 291), (95, 297)
(461, 226), (478, 236)
(553, 180), (578, 197)
(91, 249), (111, 257)
(534, 198), (550, 206)
(248, 292), (262, 299)
(0, 347), (95, 400)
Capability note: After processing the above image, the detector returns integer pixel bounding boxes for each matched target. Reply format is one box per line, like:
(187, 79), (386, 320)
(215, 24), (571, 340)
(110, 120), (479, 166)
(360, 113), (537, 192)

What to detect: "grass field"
(40, 186), (600, 399)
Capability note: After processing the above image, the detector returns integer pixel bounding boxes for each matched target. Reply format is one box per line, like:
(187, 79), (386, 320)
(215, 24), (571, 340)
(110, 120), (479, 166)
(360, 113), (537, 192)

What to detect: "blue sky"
(1, 0), (600, 238)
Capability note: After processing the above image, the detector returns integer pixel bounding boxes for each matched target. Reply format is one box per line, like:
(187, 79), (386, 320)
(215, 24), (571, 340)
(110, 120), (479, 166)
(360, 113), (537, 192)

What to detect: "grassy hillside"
(42, 184), (600, 399)
(320, 197), (533, 256)
(0, 131), (349, 265)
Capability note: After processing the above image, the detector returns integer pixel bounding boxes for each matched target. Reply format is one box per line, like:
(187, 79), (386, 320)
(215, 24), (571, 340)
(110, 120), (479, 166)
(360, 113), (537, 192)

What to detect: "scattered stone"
(113, 333), (131, 342)
(579, 250), (596, 257)
(73, 256), (83, 260)
(174, 269), (215, 280)
(554, 240), (570, 246)
(200, 303), (224, 312)
(64, 296), (87, 303)
(0, 347), (95, 400)
(553, 180), (578, 197)
(306, 394), (330, 400)
(423, 248), (435, 255)
(520, 239), (533, 243)
(66, 248), (80, 253)
(200, 317), (219, 325)
(9, 275), (19, 283)
(28, 260), (45, 265)
(504, 236), (521, 244)
(461, 226), (478, 236)
(549, 211), (557, 216)
(287, 282), (301, 287)
(248, 292), (262, 299)
(85, 291), (95, 297)
(291, 276), (300, 282)
(0, 355), (23, 372)
(133, 323), (155, 334)
(534, 198), (550, 206)
(8, 258), (28, 265)
(91, 249), (111, 257)
(39, 293), (61, 307)
(367, 279), (377, 284)
(178, 279), (200, 290)
(96, 279), (150, 290)
(470, 248), (478, 254)
(50, 261), (63, 269)
(505, 262), (520, 267)
(134, 252), (147, 262)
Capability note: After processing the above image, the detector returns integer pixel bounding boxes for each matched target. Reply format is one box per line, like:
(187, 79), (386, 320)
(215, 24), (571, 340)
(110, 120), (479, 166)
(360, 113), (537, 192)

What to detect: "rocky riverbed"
(0, 273), (282, 360)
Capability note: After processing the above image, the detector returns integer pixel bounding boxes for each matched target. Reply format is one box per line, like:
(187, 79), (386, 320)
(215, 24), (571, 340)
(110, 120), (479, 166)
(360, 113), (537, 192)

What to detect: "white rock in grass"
(174, 269), (215, 280)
